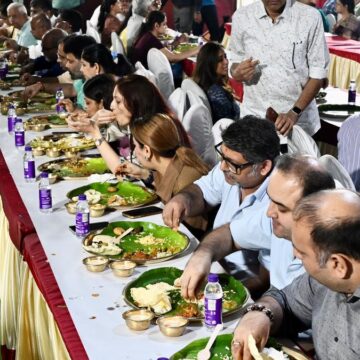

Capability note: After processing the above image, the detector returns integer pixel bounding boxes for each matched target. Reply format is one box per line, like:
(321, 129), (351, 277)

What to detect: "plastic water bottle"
(204, 273), (223, 330)
(39, 172), (52, 213)
(14, 118), (25, 148)
(75, 194), (90, 238)
(23, 145), (36, 182)
(348, 80), (356, 105)
(55, 87), (65, 115)
(7, 103), (16, 134)
(0, 59), (7, 79)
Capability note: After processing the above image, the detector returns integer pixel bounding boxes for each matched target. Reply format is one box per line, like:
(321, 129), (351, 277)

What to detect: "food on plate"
(84, 189), (101, 204)
(248, 334), (290, 360)
(113, 227), (126, 236)
(108, 194), (127, 207)
(107, 186), (117, 193)
(83, 234), (122, 255)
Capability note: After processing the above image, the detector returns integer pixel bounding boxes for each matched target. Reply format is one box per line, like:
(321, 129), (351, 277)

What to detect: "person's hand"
(4, 38), (18, 51)
(114, 161), (148, 180)
(179, 251), (212, 300)
(194, 11), (202, 23)
(92, 108), (116, 126)
(230, 58), (260, 83)
(162, 193), (191, 230)
(66, 112), (99, 137)
(231, 312), (271, 360)
(58, 98), (75, 113)
(23, 82), (43, 100)
(275, 110), (298, 136)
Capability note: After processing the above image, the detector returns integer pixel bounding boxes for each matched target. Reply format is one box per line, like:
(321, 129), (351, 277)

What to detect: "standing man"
(229, 0), (329, 136)
(231, 189), (360, 360)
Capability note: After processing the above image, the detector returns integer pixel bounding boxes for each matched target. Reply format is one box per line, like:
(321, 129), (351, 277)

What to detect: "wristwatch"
(94, 137), (104, 147)
(244, 304), (274, 322)
(291, 106), (302, 117)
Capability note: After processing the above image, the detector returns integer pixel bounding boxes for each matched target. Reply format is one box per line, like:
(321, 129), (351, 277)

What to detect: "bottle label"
(56, 103), (65, 114)
(204, 298), (222, 326)
(348, 90), (356, 104)
(24, 160), (35, 179)
(39, 189), (52, 209)
(76, 212), (89, 236)
(15, 131), (25, 146)
(8, 117), (16, 132)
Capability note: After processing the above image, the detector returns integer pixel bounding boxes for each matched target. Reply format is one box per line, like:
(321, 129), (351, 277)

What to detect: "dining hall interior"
(0, 0), (359, 359)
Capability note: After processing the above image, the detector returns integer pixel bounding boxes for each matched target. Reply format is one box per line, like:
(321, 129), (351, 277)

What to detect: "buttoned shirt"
(265, 273), (360, 359)
(229, 0), (329, 135)
(17, 20), (37, 48)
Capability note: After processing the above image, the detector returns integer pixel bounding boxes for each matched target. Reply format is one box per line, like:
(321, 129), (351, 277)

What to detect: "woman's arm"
(160, 45), (201, 63)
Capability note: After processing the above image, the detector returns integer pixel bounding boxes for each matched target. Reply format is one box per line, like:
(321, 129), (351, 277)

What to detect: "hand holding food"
(23, 82), (43, 100)
(58, 98), (75, 113)
(231, 58), (260, 83)
(94, 108), (116, 125)
(115, 162), (150, 181)
(162, 193), (191, 230)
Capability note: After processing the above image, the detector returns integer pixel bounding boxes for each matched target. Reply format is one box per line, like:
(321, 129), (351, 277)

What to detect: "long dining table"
(0, 88), (247, 360)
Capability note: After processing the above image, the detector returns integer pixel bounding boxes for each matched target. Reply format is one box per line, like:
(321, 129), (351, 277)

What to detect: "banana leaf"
(84, 222), (189, 263)
(123, 267), (248, 319)
(67, 181), (157, 209)
(318, 104), (360, 119)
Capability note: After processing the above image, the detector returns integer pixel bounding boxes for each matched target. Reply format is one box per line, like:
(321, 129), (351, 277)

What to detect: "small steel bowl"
(156, 316), (188, 337)
(33, 147), (45, 156)
(65, 201), (77, 214)
(82, 256), (109, 272)
(48, 173), (58, 184)
(33, 123), (47, 132)
(122, 309), (154, 331)
(46, 147), (60, 158)
(64, 148), (78, 158)
(109, 260), (136, 277)
(89, 204), (106, 218)
(15, 107), (26, 116)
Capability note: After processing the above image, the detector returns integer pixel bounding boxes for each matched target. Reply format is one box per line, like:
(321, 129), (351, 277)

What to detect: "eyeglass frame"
(215, 142), (254, 174)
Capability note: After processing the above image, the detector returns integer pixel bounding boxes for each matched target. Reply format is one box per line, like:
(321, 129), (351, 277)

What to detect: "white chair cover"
(89, 5), (100, 28)
(134, 61), (157, 86)
(86, 20), (101, 43)
(186, 90), (202, 108)
(326, 14), (336, 33)
(111, 32), (125, 55)
(182, 103), (217, 167)
(212, 118), (234, 146)
(181, 78), (212, 115)
(319, 154), (356, 190)
(168, 88), (187, 122)
(147, 48), (174, 99)
(287, 125), (321, 158)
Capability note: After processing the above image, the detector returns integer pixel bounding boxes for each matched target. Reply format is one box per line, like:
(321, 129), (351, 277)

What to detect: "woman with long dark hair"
(333, 0), (360, 40)
(193, 42), (240, 123)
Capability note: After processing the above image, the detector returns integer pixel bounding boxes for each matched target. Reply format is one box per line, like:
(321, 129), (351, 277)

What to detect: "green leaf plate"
(123, 267), (249, 320)
(67, 181), (158, 210)
(25, 114), (68, 129)
(37, 155), (110, 179)
(318, 104), (360, 119)
(83, 222), (190, 264)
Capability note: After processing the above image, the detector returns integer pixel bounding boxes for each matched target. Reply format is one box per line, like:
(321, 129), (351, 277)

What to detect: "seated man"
(232, 189), (360, 360)
(54, 9), (83, 35)
(30, 0), (57, 26)
(163, 116), (280, 293)
(27, 12), (51, 60)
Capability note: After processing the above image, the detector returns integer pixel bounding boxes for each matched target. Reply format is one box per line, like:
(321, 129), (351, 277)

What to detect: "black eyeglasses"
(215, 143), (254, 174)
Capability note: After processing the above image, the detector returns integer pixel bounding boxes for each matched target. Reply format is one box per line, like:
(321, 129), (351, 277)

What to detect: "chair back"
(287, 125), (321, 157)
(111, 32), (125, 55)
(89, 5), (100, 28)
(212, 118), (234, 146)
(182, 103), (217, 167)
(134, 61), (157, 86)
(181, 78), (211, 114)
(147, 48), (174, 99)
(168, 88), (187, 122)
(86, 20), (101, 43)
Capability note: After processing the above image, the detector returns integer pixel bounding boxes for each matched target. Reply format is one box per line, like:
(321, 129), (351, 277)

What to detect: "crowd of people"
(0, 0), (359, 359)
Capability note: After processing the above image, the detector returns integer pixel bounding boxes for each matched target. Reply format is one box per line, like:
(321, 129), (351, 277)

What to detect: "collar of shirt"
(255, 0), (293, 22)
(20, 19), (30, 32)
(346, 286), (360, 303)
(239, 175), (270, 210)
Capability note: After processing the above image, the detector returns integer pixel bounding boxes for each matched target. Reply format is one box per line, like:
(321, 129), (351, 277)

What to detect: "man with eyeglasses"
(163, 116), (279, 297)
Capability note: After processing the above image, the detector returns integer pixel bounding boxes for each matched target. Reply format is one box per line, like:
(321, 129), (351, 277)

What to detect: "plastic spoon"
(197, 323), (223, 360)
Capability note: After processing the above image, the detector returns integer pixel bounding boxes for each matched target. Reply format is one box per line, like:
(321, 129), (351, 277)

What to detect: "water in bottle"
(75, 194), (90, 238)
(14, 118), (25, 148)
(39, 172), (52, 213)
(204, 273), (223, 330)
(348, 80), (356, 106)
(7, 103), (16, 134)
(55, 87), (66, 116)
(24, 145), (36, 182)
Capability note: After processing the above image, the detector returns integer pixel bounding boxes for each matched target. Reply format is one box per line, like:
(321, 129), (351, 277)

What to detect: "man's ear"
(328, 253), (353, 280)
(260, 159), (273, 177)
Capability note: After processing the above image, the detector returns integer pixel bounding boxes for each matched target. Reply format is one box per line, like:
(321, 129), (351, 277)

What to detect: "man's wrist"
(290, 106), (302, 117)
(244, 303), (274, 322)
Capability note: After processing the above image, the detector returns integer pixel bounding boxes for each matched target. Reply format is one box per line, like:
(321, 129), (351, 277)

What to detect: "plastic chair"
(89, 5), (100, 28)
(168, 88), (187, 122)
(181, 78), (211, 115)
(287, 125), (321, 158)
(212, 118), (234, 146)
(86, 20), (101, 43)
(319, 154), (356, 190)
(147, 48), (174, 99)
(134, 61), (157, 86)
(326, 14), (336, 33)
(182, 103), (217, 167)
(111, 32), (125, 55)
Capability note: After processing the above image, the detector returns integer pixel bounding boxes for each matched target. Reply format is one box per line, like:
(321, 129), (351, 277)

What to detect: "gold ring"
(231, 339), (241, 346)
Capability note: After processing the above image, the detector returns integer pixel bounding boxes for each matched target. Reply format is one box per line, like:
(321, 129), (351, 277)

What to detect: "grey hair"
(7, 3), (28, 15)
(132, 0), (153, 16)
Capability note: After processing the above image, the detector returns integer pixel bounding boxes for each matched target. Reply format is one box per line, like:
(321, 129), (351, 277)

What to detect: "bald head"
(7, 3), (28, 29)
(31, 13), (51, 40)
(293, 189), (360, 263)
(42, 28), (67, 61)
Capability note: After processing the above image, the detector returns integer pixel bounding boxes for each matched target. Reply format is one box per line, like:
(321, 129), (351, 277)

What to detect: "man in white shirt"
(229, 0), (329, 136)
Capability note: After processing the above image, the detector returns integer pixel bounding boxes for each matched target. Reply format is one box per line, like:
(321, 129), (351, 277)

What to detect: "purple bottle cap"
(208, 273), (219, 283)
(78, 194), (86, 201)
(15, 118), (22, 123)
(25, 145), (32, 151)
(40, 172), (49, 178)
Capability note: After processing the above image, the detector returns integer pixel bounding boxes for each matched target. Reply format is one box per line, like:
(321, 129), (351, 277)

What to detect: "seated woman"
(97, 0), (131, 48)
(116, 113), (209, 232)
(333, 0), (360, 40)
(193, 42), (240, 124)
(130, 10), (200, 69)
(67, 74), (190, 163)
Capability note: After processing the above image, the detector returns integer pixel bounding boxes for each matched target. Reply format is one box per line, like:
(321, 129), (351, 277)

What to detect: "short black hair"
(58, 9), (83, 33)
(221, 115), (280, 163)
(275, 154), (335, 197)
(30, 0), (52, 11)
(338, 0), (355, 13)
(83, 74), (115, 110)
(63, 35), (96, 59)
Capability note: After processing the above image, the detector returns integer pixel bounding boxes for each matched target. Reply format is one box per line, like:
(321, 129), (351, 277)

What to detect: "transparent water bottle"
(14, 118), (25, 148)
(348, 80), (356, 106)
(75, 194), (90, 238)
(39, 172), (52, 213)
(24, 145), (36, 182)
(7, 103), (16, 134)
(0, 59), (7, 79)
(204, 273), (223, 330)
(55, 87), (66, 115)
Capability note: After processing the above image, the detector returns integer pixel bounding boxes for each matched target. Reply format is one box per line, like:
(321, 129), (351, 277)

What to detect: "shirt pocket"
(281, 37), (307, 71)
